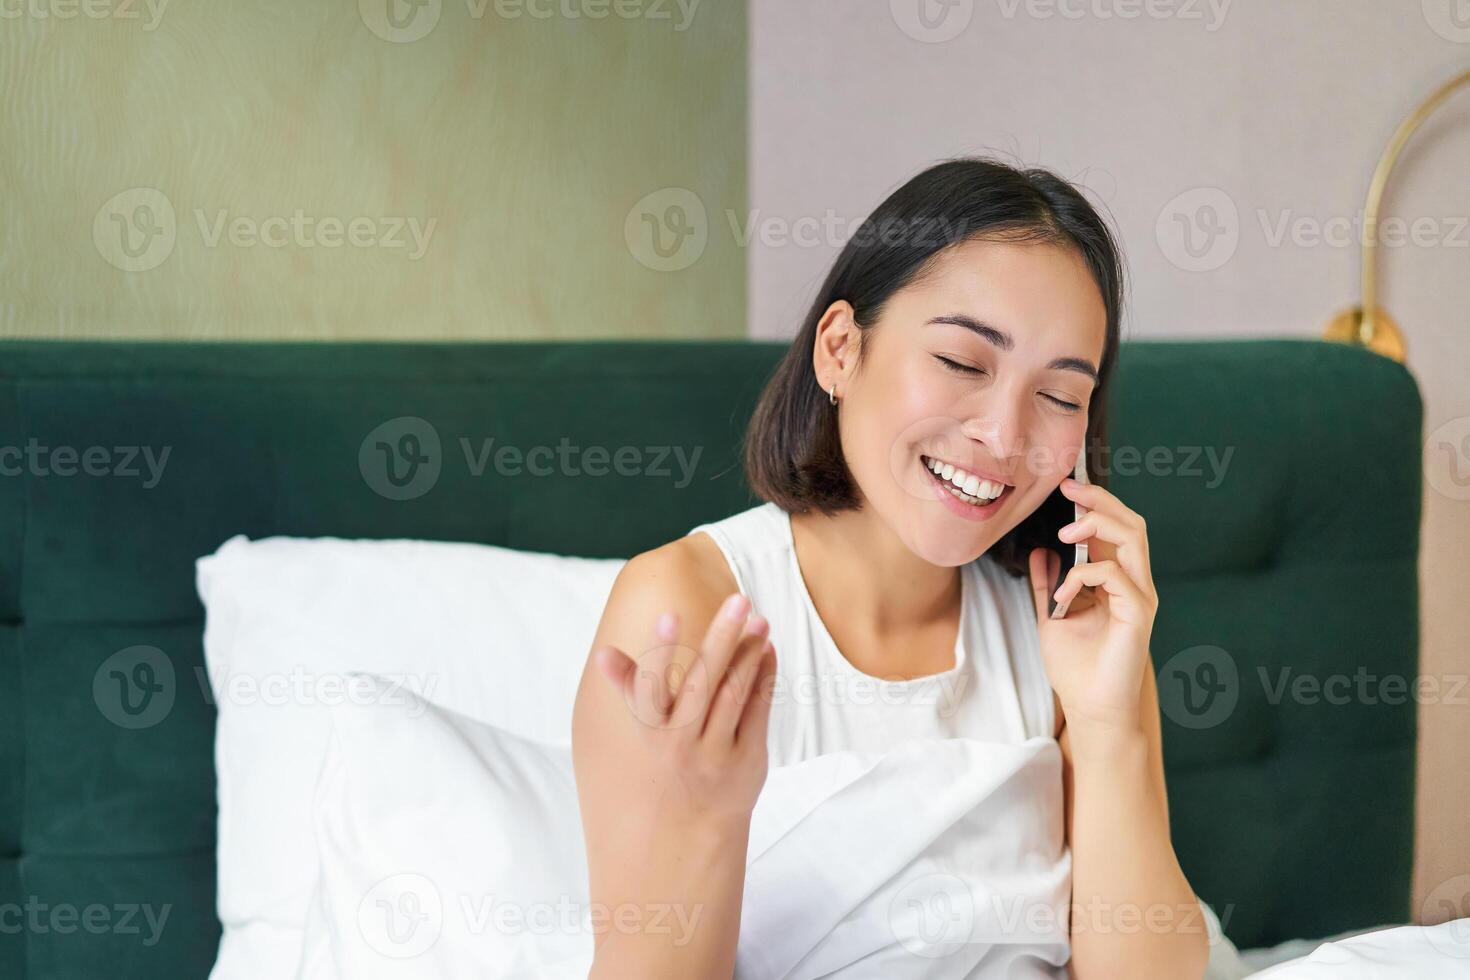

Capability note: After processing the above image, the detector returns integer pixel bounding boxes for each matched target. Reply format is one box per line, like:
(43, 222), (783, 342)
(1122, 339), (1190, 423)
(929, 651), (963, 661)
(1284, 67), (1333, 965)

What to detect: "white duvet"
(293, 678), (1468, 978)
(1227, 920), (1470, 978)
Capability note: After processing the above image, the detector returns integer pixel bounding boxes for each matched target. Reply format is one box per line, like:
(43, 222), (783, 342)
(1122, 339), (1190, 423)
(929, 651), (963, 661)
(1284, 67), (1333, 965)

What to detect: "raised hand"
(593, 592), (778, 826)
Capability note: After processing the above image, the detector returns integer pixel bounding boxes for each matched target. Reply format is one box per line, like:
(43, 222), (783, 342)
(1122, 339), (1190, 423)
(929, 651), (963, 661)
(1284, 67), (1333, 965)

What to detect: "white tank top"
(687, 501), (1057, 768)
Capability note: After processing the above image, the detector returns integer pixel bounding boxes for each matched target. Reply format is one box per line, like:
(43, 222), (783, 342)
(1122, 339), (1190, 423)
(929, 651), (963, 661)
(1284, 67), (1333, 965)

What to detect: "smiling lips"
(920, 454), (1009, 504)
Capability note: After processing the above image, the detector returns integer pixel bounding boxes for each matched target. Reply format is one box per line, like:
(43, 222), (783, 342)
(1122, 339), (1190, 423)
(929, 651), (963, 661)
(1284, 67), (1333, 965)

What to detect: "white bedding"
(293, 675), (1470, 977)
(1206, 918), (1470, 979)
(198, 535), (1463, 979)
(1240, 920), (1470, 977)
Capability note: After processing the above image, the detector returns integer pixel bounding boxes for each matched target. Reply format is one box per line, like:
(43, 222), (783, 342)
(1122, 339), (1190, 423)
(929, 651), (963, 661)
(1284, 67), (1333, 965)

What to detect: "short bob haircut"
(743, 156), (1125, 580)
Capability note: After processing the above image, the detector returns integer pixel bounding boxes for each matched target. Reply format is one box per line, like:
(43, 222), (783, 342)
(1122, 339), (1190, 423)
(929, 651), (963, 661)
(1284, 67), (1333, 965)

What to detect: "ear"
(811, 300), (860, 393)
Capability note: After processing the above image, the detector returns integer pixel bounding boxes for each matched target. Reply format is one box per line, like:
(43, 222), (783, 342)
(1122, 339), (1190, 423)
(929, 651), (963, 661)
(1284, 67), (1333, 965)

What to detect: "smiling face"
(815, 236), (1108, 567)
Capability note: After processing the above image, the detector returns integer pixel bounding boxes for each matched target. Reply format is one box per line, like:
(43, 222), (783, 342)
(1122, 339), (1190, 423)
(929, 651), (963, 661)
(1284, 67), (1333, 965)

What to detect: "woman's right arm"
(570, 544), (776, 980)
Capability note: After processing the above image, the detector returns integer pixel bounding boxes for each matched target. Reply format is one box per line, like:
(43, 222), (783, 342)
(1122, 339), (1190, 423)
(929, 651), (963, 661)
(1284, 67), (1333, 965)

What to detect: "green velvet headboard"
(0, 338), (1420, 978)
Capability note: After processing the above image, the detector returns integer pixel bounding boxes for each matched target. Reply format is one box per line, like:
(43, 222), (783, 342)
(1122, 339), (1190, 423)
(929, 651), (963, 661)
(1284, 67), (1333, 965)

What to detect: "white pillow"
(195, 535), (624, 980)
(295, 674), (596, 979)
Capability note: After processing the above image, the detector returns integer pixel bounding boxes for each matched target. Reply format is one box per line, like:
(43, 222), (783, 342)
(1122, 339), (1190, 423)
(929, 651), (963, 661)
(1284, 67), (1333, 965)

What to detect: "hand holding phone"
(1048, 450), (1091, 620)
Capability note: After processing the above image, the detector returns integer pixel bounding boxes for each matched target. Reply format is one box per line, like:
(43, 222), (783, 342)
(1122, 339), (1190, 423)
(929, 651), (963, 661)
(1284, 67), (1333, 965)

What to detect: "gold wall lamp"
(1324, 68), (1470, 364)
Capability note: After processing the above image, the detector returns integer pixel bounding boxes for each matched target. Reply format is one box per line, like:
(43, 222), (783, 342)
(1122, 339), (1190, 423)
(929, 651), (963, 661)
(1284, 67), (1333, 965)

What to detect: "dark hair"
(743, 156), (1125, 578)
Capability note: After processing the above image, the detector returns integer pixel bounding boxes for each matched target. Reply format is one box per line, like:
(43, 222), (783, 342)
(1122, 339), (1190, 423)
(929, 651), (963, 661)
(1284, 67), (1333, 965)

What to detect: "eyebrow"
(926, 313), (1100, 386)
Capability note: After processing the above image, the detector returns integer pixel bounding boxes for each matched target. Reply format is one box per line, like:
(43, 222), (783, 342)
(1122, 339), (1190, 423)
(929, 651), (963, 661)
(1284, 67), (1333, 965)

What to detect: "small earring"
(828, 384), (837, 406)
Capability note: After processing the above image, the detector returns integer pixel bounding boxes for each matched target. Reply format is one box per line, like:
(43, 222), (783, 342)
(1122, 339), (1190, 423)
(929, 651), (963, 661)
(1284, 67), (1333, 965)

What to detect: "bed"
(0, 337), (1423, 977)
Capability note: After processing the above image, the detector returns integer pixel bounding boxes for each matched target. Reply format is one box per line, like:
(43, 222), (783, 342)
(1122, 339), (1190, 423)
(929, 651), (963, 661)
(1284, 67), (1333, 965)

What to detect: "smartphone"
(1047, 449), (1091, 620)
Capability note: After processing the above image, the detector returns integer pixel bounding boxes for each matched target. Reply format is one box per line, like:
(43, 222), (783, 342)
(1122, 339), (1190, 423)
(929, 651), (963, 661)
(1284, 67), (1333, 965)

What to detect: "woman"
(571, 157), (1209, 979)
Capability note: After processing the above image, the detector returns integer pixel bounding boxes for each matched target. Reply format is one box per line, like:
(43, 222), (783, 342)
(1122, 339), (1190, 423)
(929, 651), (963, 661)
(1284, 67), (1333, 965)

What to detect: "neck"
(788, 504), (961, 640)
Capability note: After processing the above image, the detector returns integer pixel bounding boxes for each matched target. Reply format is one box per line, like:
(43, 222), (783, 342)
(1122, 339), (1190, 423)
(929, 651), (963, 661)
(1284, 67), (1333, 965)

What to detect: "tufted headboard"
(0, 338), (1421, 978)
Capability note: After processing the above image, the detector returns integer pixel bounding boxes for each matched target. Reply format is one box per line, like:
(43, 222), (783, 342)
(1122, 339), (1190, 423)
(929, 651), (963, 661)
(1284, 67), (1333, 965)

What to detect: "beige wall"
(0, 0), (745, 340)
(750, 0), (1470, 929)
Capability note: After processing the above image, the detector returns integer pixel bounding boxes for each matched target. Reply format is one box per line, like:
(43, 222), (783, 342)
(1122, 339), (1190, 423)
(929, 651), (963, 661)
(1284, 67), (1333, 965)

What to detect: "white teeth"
(923, 456), (1004, 501)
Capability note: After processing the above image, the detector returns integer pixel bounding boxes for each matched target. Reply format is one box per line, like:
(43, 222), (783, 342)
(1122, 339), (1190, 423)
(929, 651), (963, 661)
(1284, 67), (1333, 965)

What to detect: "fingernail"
(656, 611), (677, 640)
(746, 615), (769, 636)
(723, 593), (750, 621)
(1059, 522), (1079, 538)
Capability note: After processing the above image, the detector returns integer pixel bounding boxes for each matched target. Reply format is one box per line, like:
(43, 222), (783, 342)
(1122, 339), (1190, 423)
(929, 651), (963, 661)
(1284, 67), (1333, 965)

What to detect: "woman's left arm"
(1027, 476), (1211, 980)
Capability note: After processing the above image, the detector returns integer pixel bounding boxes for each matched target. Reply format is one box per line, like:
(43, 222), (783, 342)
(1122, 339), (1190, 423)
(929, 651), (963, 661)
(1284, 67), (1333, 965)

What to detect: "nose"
(958, 400), (1025, 471)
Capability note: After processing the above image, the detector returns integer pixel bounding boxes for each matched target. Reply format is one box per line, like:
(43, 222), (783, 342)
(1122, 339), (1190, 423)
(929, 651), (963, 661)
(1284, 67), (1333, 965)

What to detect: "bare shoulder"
(624, 530), (738, 613)
(593, 531), (738, 651)
(570, 531), (739, 749)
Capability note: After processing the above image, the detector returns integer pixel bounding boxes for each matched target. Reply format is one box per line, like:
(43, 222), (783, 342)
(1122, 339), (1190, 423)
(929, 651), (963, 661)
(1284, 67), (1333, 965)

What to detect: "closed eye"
(934, 354), (984, 376)
(934, 355), (1084, 412)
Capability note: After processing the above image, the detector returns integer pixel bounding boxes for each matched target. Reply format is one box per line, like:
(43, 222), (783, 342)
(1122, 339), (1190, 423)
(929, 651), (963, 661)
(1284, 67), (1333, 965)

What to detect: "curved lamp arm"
(1324, 67), (1470, 363)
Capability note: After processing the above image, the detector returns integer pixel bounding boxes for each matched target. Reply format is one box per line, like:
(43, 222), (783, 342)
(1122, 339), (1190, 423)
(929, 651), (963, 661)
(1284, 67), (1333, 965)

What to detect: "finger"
(1052, 559), (1152, 625)
(632, 646), (676, 725)
(1027, 548), (1055, 623)
(673, 611), (768, 726)
(701, 630), (771, 743)
(1058, 510), (1152, 593)
(634, 612), (682, 719)
(627, 646), (681, 729)
(679, 592), (757, 708)
(622, 609), (703, 730)
(737, 645), (778, 749)
(600, 644), (677, 730)
(1058, 478), (1139, 527)
(594, 645), (635, 689)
